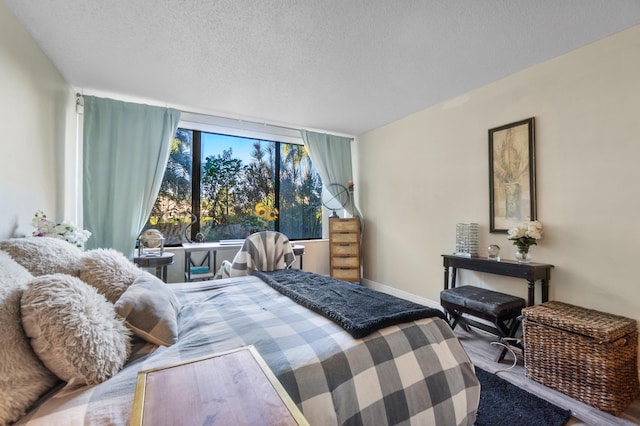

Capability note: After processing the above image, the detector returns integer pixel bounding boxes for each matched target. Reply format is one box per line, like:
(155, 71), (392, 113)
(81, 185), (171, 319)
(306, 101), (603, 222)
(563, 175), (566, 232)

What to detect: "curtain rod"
(179, 109), (354, 139)
(179, 109), (303, 135)
(75, 92), (355, 139)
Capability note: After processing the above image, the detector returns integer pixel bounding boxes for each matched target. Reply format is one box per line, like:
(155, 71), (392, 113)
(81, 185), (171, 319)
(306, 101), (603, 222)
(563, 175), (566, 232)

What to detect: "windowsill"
(164, 238), (329, 251)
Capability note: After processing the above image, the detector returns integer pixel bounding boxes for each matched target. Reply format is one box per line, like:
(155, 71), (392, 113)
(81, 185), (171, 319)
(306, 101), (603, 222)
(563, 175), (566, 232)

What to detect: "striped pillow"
(114, 274), (181, 346)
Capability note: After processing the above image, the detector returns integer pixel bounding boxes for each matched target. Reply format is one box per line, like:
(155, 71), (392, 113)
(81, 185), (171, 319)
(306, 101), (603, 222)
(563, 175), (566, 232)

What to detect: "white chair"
(214, 231), (295, 279)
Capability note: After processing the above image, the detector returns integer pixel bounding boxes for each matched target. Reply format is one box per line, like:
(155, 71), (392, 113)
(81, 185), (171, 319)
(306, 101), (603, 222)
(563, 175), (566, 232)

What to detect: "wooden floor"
(455, 327), (640, 426)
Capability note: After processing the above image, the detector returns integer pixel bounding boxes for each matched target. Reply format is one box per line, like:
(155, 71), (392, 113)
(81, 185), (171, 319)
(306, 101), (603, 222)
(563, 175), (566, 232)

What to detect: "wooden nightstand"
(131, 346), (308, 425)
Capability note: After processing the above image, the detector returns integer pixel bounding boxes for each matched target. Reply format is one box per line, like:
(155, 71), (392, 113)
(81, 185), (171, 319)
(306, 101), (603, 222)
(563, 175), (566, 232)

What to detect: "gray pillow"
(21, 274), (131, 387)
(115, 274), (181, 346)
(0, 236), (83, 277)
(0, 250), (58, 425)
(79, 248), (146, 303)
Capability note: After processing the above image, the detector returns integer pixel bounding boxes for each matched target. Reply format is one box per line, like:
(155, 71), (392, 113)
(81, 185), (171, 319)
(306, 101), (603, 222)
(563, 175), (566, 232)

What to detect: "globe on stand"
(487, 244), (500, 260)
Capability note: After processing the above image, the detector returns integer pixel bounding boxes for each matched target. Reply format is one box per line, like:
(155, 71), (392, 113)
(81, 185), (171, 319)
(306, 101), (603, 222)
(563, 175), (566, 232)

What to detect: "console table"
(442, 254), (554, 306)
(183, 242), (306, 282)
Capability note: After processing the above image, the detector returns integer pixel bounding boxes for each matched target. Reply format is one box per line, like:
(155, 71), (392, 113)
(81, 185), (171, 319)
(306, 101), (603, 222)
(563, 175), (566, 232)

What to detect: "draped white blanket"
(214, 231), (295, 279)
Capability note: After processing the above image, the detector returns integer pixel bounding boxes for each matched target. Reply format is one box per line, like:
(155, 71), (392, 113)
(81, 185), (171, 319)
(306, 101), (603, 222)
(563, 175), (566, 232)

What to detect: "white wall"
(356, 24), (640, 322)
(0, 2), (74, 239)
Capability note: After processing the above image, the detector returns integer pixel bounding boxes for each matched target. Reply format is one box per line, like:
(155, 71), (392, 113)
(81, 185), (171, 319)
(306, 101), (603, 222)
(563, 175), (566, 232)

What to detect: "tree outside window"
(144, 129), (322, 244)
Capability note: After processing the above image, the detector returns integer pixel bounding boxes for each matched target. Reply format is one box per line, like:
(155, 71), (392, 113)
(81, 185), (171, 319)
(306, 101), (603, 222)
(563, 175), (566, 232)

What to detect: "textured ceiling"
(5, 1), (640, 136)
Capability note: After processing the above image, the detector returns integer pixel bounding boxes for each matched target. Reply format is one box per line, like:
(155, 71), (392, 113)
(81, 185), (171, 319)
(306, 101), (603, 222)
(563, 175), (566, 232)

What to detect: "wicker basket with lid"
(522, 301), (639, 415)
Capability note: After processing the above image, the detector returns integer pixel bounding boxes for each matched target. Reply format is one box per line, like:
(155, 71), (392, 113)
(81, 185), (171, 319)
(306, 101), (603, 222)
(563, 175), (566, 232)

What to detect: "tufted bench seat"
(440, 285), (525, 362)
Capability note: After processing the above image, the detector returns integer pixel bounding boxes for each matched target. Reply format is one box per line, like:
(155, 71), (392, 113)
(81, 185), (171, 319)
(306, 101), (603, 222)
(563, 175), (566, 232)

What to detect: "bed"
(1, 238), (480, 426)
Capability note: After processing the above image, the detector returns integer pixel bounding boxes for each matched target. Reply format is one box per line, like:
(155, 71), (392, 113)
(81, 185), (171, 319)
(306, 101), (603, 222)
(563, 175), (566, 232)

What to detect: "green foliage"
(151, 129), (193, 224)
(201, 148), (246, 225)
(278, 144), (322, 239)
(234, 141), (275, 216)
(148, 131), (322, 243)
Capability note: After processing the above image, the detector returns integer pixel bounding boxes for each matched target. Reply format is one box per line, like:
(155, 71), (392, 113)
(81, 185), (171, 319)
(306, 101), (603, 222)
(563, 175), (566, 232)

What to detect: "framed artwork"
(489, 117), (536, 233)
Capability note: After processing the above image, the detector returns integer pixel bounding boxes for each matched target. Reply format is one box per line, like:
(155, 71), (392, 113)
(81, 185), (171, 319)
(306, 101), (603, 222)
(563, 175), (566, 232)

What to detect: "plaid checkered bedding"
(17, 276), (479, 426)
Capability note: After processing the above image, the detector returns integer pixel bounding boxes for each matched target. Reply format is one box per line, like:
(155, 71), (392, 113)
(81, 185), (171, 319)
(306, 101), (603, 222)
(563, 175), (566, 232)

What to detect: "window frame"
(178, 126), (323, 243)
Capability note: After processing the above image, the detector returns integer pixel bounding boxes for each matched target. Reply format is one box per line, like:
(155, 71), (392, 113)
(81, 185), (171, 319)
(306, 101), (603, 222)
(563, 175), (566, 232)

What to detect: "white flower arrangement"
(32, 211), (92, 247)
(507, 220), (543, 253)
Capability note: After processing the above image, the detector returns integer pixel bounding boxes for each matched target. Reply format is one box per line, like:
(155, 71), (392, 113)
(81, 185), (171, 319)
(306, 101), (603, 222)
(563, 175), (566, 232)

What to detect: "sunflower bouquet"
(254, 202), (278, 230)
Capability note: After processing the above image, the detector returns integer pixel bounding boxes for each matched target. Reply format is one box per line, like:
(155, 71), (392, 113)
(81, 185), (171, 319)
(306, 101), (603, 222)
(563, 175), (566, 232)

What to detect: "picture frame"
(489, 117), (536, 233)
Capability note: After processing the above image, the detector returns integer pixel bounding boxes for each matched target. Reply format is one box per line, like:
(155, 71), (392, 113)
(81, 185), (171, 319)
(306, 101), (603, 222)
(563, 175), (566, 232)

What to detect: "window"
(145, 127), (323, 245)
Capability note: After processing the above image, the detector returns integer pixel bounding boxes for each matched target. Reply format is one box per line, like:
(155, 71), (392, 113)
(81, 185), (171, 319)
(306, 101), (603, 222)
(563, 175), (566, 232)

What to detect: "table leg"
(527, 280), (535, 306)
(161, 265), (168, 282)
(443, 266), (450, 290)
(541, 279), (549, 303)
(185, 251), (191, 281)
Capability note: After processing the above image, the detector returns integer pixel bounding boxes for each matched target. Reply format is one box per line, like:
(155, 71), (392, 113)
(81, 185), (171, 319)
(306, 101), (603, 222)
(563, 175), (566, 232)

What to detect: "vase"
(514, 247), (531, 263)
(504, 182), (521, 220)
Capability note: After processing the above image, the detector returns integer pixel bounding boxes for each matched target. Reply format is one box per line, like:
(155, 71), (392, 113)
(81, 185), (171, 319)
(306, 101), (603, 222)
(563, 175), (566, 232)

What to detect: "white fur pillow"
(79, 248), (146, 303)
(0, 251), (58, 425)
(115, 274), (181, 346)
(0, 237), (83, 277)
(21, 274), (131, 387)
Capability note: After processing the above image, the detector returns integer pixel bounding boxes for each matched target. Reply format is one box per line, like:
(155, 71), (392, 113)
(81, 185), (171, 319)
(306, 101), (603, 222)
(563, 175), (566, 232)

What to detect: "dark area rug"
(475, 367), (572, 426)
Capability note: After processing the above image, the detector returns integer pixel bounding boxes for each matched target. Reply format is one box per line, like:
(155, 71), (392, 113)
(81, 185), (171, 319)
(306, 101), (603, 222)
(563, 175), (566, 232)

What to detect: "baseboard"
(361, 278), (444, 311)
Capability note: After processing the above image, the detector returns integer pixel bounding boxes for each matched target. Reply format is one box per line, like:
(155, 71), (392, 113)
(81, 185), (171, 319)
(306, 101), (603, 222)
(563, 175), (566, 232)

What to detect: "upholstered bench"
(440, 285), (525, 362)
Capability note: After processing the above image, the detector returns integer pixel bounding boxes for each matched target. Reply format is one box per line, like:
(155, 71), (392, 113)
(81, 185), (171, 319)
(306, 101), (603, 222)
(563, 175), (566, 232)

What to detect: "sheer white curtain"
(300, 130), (361, 218)
(82, 96), (181, 257)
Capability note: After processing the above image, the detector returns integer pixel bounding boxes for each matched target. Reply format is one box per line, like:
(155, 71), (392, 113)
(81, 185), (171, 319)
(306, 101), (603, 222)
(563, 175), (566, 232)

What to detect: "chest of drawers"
(329, 218), (361, 282)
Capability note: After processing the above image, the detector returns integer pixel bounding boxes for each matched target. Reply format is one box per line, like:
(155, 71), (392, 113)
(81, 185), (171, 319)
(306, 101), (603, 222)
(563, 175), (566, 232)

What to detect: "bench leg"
(443, 309), (472, 332)
(495, 340), (512, 363)
(443, 308), (461, 329)
(494, 317), (523, 363)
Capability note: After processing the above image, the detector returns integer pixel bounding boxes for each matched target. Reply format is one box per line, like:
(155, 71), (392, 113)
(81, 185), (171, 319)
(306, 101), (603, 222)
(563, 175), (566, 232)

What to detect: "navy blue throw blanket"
(252, 269), (447, 338)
